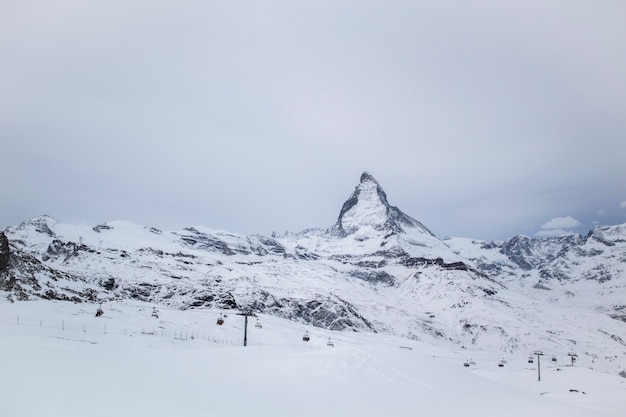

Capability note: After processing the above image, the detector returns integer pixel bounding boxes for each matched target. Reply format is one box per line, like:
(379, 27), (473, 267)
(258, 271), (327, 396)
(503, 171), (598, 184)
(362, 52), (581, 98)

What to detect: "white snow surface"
(1, 298), (625, 417)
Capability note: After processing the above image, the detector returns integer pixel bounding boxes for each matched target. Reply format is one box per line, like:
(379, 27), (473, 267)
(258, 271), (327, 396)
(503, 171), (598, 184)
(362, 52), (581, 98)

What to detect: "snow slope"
(1, 298), (624, 417)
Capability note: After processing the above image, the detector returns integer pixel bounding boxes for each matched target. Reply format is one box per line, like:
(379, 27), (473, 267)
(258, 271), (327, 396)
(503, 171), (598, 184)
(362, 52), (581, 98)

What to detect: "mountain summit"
(331, 172), (434, 237)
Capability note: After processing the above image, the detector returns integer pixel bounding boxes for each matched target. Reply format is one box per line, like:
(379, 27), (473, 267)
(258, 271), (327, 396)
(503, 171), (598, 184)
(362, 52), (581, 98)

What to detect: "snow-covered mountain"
(1, 172), (625, 376)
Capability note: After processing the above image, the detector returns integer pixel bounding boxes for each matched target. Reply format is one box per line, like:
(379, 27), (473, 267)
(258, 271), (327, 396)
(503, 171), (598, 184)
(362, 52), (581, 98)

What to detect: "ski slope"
(1, 298), (624, 417)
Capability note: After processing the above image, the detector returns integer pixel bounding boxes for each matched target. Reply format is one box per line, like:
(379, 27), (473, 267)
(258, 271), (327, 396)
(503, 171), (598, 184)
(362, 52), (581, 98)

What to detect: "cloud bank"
(535, 216), (584, 237)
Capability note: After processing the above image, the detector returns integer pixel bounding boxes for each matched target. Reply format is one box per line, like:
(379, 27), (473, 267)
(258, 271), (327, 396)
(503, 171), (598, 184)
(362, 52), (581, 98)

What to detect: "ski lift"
(302, 331), (310, 342)
(327, 338), (334, 347)
(551, 355), (557, 362)
(95, 305), (104, 317)
(469, 358), (476, 365)
(498, 360), (505, 368)
(463, 361), (470, 367)
(216, 313), (224, 326)
(254, 318), (262, 329)
(152, 307), (159, 318)
(528, 356), (534, 364)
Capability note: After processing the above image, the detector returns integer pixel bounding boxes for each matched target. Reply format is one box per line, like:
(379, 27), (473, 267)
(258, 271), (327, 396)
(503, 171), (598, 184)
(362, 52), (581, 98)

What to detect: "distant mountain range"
(1, 172), (625, 376)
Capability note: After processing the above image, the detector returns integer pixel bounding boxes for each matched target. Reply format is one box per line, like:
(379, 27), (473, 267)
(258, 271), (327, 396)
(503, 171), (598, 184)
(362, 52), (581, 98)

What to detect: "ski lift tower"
(533, 351), (544, 381)
(568, 352), (577, 366)
(237, 310), (257, 347)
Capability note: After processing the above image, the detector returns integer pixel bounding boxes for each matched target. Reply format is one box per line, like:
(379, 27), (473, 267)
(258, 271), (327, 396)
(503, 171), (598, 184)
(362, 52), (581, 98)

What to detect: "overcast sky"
(2, 1), (625, 240)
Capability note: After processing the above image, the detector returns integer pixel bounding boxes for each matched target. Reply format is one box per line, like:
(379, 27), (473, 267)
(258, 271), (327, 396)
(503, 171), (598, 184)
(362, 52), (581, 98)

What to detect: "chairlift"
(327, 338), (334, 347)
(302, 331), (310, 342)
(551, 355), (557, 362)
(528, 356), (534, 364)
(498, 359), (505, 368)
(463, 361), (470, 367)
(254, 318), (262, 329)
(216, 313), (225, 326)
(152, 307), (159, 318)
(469, 359), (476, 365)
(95, 305), (104, 317)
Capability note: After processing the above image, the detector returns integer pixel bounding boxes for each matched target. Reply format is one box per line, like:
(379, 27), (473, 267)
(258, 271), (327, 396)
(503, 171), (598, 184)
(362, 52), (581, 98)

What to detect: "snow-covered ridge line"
(1, 173), (625, 377)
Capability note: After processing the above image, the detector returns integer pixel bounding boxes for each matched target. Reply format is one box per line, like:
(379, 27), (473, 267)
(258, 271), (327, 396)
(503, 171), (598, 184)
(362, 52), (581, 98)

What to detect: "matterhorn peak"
(359, 171), (378, 184)
(331, 172), (434, 237)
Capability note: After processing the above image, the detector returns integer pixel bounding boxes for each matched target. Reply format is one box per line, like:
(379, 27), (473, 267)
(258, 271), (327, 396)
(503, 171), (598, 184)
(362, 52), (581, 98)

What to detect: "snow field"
(1, 298), (624, 417)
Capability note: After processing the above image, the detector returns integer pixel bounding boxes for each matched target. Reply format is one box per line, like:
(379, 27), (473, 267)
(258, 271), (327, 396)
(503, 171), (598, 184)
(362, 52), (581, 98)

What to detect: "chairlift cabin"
(469, 359), (476, 365)
(528, 356), (534, 364)
(498, 360), (505, 368)
(327, 338), (334, 347)
(216, 313), (225, 326)
(302, 331), (310, 342)
(463, 361), (470, 367)
(551, 355), (557, 362)
(254, 318), (262, 329)
(95, 305), (104, 317)
(152, 307), (159, 318)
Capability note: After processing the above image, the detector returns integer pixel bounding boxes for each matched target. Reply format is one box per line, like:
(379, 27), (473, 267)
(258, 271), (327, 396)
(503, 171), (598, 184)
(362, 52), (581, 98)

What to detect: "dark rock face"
(28, 217), (56, 237)
(43, 240), (77, 262)
(101, 277), (116, 291)
(93, 224), (113, 233)
(0, 245), (101, 302)
(500, 234), (581, 270)
(180, 228), (235, 255)
(42, 240), (97, 262)
(244, 291), (375, 331)
(0, 232), (9, 272)
(349, 269), (395, 285)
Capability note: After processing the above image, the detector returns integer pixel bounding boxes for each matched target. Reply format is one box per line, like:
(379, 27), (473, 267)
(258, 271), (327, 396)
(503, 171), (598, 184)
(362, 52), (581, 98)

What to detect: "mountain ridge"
(1, 173), (625, 376)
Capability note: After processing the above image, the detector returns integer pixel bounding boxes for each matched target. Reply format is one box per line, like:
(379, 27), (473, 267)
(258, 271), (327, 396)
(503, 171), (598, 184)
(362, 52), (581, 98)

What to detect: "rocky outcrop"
(244, 290), (375, 331)
(499, 234), (581, 270)
(0, 232), (9, 272)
